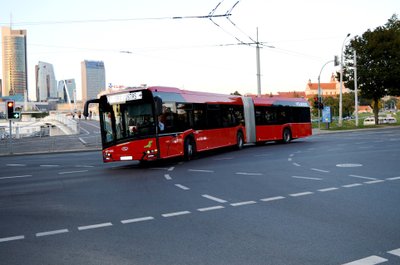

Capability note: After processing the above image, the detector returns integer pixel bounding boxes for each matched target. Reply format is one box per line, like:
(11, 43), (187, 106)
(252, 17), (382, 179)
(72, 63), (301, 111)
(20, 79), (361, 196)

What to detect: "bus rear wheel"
(281, 128), (292, 144)
(184, 137), (195, 161)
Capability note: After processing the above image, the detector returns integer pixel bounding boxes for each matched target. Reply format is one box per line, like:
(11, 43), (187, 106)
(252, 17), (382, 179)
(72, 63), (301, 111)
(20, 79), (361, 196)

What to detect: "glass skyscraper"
(35, 61), (57, 102)
(81, 60), (105, 103)
(1, 27), (27, 98)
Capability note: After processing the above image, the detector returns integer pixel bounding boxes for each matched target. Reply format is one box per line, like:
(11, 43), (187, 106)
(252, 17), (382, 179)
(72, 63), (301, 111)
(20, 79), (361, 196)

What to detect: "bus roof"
(251, 96), (310, 107)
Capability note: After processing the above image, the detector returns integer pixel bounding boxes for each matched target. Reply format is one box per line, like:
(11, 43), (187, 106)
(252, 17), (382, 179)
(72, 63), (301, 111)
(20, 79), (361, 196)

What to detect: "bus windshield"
(100, 96), (156, 145)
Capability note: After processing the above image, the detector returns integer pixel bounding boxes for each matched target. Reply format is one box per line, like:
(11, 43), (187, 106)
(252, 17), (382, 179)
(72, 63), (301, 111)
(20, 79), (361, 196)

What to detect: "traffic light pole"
(317, 59), (335, 129)
(9, 120), (13, 154)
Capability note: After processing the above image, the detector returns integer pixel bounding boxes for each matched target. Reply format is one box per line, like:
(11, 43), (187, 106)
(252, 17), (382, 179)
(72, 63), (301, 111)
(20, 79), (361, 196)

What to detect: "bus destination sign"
(107, 91), (143, 104)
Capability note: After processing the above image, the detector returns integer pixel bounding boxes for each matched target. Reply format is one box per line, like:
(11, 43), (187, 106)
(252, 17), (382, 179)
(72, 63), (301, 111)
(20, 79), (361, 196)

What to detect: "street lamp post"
(339, 33), (351, 127)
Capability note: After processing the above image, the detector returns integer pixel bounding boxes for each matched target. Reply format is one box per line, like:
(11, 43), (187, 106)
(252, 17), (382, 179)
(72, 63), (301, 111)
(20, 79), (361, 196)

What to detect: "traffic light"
(6, 100), (15, 119)
(5, 100), (21, 120)
(318, 97), (324, 110)
(313, 97), (319, 109)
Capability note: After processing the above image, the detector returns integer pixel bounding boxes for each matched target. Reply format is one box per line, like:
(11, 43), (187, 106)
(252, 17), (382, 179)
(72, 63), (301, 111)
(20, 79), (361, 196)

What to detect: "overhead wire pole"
(256, 28), (261, 97)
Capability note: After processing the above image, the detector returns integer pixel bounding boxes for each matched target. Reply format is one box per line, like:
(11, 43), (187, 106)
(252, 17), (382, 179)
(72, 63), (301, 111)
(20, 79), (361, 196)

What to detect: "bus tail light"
(144, 149), (158, 160)
(103, 151), (112, 161)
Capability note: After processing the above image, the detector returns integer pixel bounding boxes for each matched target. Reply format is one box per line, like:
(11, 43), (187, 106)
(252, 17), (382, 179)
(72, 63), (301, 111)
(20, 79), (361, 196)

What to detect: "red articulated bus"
(84, 86), (311, 163)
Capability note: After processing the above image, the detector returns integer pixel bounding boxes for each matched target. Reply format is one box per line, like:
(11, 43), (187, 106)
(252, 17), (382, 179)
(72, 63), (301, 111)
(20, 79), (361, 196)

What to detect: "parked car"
(363, 116), (397, 125)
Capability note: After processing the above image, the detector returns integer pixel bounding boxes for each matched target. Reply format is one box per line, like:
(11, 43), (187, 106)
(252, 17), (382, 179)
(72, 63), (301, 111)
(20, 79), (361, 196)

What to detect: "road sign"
(322, 106), (331, 123)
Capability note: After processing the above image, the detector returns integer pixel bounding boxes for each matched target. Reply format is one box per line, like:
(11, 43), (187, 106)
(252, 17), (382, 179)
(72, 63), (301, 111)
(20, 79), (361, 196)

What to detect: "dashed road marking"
(0, 235), (25, 243)
(197, 206), (225, 212)
(78, 222), (113, 231)
(387, 176), (400, 181)
(388, 248), (400, 257)
(260, 196), (285, 202)
(36, 229), (69, 237)
(0, 175), (32, 180)
(6, 164), (26, 167)
(58, 170), (89, 175)
(121, 216), (154, 224)
(341, 255), (387, 265)
(311, 168), (330, 173)
(289, 191), (314, 197)
(162, 211), (191, 218)
(164, 174), (172, 180)
(235, 172), (263, 176)
(188, 169), (214, 173)
(175, 184), (190, 190)
(292, 176), (322, 181)
(293, 163), (301, 167)
(342, 183), (363, 188)
(40, 165), (60, 167)
(168, 167), (175, 171)
(349, 175), (377, 181)
(230, 201), (257, 207)
(318, 187), (339, 192)
(364, 180), (385, 184)
(202, 194), (228, 203)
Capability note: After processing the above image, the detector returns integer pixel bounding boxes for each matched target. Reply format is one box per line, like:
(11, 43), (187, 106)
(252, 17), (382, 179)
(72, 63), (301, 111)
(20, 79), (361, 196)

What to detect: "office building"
(57, 79), (76, 103)
(81, 60), (105, 103)
(35, 61), (57, 102)
(1, 26), (28, 98)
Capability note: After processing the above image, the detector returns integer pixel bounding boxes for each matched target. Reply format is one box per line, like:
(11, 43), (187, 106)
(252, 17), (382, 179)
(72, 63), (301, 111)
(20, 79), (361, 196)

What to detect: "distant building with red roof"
(305, 73), (350, 98)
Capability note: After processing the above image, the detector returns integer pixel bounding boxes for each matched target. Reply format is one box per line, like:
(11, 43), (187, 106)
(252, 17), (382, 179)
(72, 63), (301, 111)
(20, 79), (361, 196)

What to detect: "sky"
(0, 0), (399, 101)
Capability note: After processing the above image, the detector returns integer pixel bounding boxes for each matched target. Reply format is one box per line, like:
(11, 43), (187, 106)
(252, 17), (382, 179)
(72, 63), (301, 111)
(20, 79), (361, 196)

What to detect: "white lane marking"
(349, 174), (377, 181)
(164, 174), (172, 180)
(318, 187), (339, 192)
(58, 170), (89, 175)
(260, 196), (285, 202)
(78, 222), (113, 231)
(162, 211), (191, 217)
(175, 184), (190, 190)
(337, 163), (363, 168)
(230, 201), (257, 207)
(311, 168), (330, 173)
(188, 169), (214, 173)
(289, 154), (294, 157)
(40, 165), (60, 167)
(202, 194), (228, 203)
(235, 172), (263, 176)
(0, 235), (25, 243)
(75, 165), (95, 168)
(6, 164), (26, 167)
(0, 175), (32, 180)
(121, 216), (154, 224)
(213, 157), (234, 160)
(387, 176), (400, 181)
(197, 206), (225, 212)
(293, 163), (301, 167)
(168, 167), (175, 171)
(341, 255), (387, 265)
(289, 191), (314, 197)
(288, 158), (292, 161)
(388, 248), (400, 257)
(364, 180), (385, 184)
(292, 176), (322, 181)
(342, 183), (363, 188)
(36, 229), (69, 237)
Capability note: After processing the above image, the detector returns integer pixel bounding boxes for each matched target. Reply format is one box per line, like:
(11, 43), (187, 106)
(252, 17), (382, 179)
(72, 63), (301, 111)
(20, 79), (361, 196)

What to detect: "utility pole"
(354, 50), (358, 126)
(256, 27), (261, 97)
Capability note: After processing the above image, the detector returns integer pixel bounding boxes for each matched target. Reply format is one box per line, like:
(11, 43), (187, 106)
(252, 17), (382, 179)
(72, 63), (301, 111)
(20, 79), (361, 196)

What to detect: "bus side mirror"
(154, 96), (163, 116)
(83, 98), (100, 117)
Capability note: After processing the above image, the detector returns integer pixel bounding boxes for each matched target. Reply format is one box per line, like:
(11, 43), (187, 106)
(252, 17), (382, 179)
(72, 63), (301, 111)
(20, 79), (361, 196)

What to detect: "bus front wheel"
(281, 128), (292, 144)
(184, 137), (195, 161)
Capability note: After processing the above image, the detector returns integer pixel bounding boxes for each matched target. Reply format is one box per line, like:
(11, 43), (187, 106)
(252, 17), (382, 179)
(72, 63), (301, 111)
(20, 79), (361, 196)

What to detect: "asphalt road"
(0, 127), (399, 265)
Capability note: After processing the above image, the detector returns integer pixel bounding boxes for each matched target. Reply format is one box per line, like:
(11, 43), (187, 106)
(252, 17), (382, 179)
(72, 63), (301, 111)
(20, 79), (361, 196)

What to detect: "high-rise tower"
(1, 26), (28, 98)
(81, 60), (105, 103)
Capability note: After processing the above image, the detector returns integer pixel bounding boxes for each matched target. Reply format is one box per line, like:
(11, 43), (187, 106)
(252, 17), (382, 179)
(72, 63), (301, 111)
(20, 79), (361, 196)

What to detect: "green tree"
(342, 14), (400, 124)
